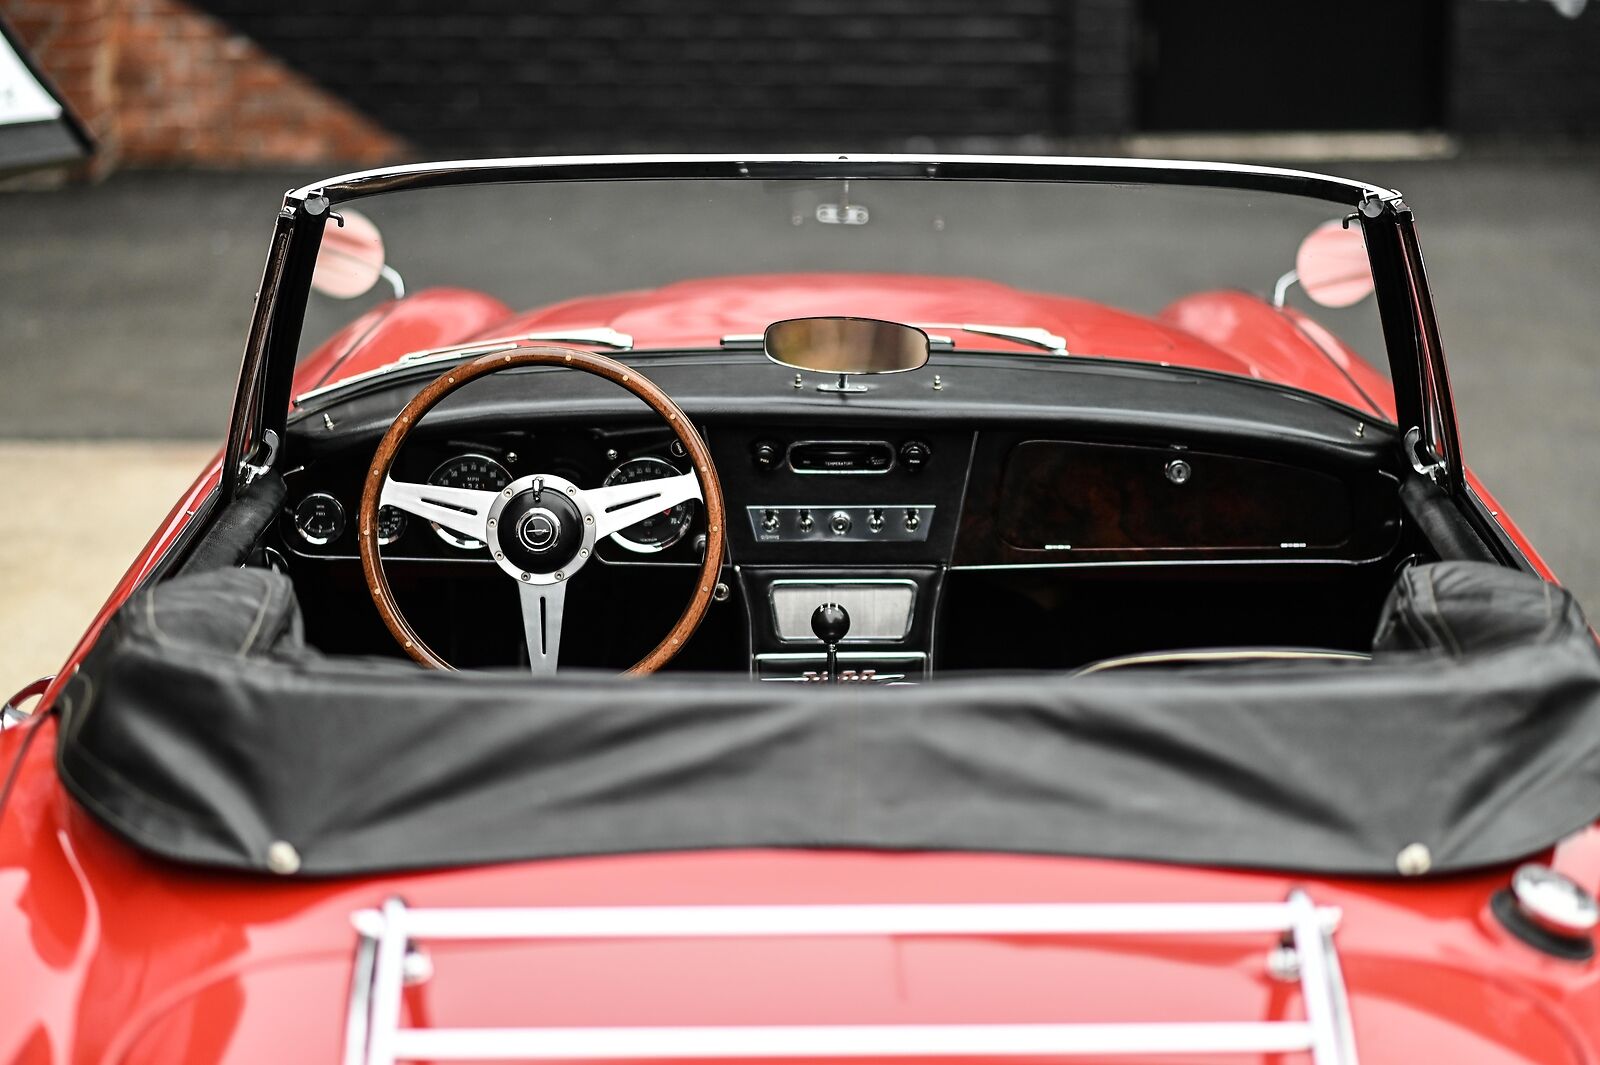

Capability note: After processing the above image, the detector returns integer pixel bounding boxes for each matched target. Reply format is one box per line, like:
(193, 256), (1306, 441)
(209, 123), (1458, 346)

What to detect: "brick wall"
(190, 0), (1077, 155)
(5, 0), (119, 170)
(6, 0), (1597, 175)
(1060, 0), (1136, 136)
(4, 0), (402, 171)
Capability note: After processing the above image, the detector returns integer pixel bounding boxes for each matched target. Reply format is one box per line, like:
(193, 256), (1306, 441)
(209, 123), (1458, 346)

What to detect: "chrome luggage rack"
(345, 891), (1358, 1065)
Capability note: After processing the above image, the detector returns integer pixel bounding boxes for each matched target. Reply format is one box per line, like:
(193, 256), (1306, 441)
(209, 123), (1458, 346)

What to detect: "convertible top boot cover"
(1373, 558), (1588, 655)
(57, 562), (1600, 878)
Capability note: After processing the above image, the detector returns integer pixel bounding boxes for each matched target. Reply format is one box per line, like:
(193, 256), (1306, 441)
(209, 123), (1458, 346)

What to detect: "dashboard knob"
(797, 510), (815, 532)
(867, 509), (885, 532)
(829, 510), (853, 535)
(899, 440), (932, 472)
(761, 509), (781, 532)
(904, 509), (921, 532)
(752, 441), (782, 470)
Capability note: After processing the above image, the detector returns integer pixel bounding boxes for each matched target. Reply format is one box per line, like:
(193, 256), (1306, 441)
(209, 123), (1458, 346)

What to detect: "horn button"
(494, 484), (586, 576)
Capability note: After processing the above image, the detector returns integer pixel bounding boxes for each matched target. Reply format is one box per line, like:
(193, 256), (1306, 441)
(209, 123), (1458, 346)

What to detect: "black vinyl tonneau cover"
(57, 561), (1600, 878)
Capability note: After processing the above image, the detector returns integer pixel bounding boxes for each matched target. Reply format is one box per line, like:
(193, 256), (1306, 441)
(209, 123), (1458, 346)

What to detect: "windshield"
(298, 176), (1394, 418)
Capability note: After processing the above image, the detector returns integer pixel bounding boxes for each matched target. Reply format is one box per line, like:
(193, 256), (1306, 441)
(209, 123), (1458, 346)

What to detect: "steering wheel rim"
(357, 343), (726, 673)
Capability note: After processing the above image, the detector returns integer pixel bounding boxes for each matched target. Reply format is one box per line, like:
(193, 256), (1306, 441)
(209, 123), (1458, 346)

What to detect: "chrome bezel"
(484, 473), (597, 586)
(1511, 862), (1600, 938)
(601, 456), (694, 554)
(784, 439), (897, 476)
(293, 491), (346, 546)
(427, 453), (512, 549)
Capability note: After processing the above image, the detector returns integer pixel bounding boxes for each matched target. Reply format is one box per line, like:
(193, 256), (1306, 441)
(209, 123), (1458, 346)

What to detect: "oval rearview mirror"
(312, 208), (387, 300)
(764, 317), (930, 378)
(1295, 220), (1374, 309)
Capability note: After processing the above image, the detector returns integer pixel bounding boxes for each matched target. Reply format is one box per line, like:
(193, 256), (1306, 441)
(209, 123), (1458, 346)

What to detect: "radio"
(751, 439), (932, 474)
(787, 440), (895, 473)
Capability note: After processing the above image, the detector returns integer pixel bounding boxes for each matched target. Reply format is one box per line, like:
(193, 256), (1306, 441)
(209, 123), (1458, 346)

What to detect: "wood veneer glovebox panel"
(997, 440), (1352, 554)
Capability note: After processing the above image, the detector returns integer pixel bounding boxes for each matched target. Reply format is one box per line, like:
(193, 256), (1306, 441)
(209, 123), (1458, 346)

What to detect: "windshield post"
(1356, 201), (1433, 473)
(224, 194), (326, 504)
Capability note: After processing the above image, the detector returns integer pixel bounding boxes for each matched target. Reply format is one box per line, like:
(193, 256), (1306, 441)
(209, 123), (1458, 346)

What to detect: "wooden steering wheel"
(357, 344), (725, 673)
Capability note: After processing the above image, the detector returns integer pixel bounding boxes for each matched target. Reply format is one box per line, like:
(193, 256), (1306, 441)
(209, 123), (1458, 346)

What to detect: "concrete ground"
(0, 157), (1596, 687)
(0, 441), (215, 688)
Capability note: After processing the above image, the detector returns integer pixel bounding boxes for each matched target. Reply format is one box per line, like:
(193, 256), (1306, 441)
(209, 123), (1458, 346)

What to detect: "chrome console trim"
(747, 504), (935, 544)
(768, 579), (917, 643)
(754, 650), (928, 683)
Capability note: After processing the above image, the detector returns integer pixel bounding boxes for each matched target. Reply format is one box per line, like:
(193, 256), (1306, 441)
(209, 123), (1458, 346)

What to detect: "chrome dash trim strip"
(294, 329), (634, 406)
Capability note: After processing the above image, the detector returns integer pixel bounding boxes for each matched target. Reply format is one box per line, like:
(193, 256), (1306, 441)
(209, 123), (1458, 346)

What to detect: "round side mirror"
(312, 208), (387, 300)
(1295, 220), (1375, 309)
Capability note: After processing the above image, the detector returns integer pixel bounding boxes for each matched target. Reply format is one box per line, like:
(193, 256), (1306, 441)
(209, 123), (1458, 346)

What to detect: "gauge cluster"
(603, 456), (696, 552)
(427, 453), (511, 549)
(278, 426), (705, 565)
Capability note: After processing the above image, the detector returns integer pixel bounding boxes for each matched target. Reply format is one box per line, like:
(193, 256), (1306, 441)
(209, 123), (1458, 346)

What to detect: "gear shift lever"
(811, 602), (850, 683)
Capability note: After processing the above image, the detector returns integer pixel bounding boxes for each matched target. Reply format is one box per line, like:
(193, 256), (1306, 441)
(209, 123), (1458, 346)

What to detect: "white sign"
(0, 32), (63, 127)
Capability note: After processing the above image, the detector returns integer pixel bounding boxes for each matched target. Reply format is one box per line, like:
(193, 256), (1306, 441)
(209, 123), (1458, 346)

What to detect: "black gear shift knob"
(811, 602), (851, 646)
(812, 603), (850, 683)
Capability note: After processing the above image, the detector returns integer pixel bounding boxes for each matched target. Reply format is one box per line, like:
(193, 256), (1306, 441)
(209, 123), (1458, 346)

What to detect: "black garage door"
(1137, 0), (1447, 131)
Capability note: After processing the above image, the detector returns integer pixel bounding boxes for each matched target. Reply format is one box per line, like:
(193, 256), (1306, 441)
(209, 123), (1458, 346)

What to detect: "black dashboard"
(281, 424), (708, 566)
(276, 352), (1411, 677)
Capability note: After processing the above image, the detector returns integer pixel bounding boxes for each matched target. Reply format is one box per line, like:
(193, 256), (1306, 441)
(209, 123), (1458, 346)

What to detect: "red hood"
(477, 273), (1185, 357)
(293, 273), (1395, 417)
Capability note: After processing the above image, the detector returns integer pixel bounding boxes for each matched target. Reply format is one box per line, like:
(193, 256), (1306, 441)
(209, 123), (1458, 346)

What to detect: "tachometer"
(602, 456), (696, 552)
(427, 453), (512, 548)
(293, 492), (345, 546)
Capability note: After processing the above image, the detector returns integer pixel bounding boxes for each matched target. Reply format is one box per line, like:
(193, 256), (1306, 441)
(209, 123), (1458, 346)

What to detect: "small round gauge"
(376, 504), (408, 547)
(293, 492), (345, 546)
(602, 456), (696, 553)
(427, 453), (512, 548)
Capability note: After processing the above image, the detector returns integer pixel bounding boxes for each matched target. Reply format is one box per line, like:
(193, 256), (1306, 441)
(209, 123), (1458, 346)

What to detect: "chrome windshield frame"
(287, 153), (1400, 209)
(228, 154), (1447, 511)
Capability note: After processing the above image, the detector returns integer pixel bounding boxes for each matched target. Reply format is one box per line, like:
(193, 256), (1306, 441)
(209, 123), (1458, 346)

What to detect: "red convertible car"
(3, 156), (1599, 1064)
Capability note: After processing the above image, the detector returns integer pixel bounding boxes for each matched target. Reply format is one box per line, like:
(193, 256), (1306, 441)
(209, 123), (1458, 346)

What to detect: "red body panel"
(300, 274), (1386, 415)
(1158, 291), (1396, 419)
(2, 717), (1597, 1064)
(4, 274), (1583, 1063)
(294, 287), (514, 395)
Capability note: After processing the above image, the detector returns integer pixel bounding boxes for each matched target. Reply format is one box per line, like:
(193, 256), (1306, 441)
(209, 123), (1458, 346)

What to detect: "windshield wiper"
(294, 328), (634, 406)
(720, 323), (1068, 356)
(914, 323), (1068, 355)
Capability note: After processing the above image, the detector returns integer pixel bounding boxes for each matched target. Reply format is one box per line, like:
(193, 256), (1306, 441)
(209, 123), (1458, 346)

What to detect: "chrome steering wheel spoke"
(380, 477), (495, 544)
(581, 471), (701, 540)
(518, 579), (566, 674)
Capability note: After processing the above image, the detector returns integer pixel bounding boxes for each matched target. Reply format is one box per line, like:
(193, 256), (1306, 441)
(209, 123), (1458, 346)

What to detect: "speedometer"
(427, 453), (511, 548)
(602, 457), (696, 552)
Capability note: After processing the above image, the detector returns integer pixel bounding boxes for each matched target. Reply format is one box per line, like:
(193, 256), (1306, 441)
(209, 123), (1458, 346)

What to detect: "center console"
(710, 425), (974, 683)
